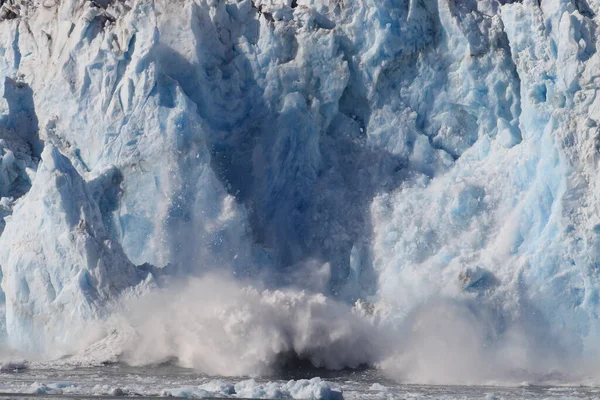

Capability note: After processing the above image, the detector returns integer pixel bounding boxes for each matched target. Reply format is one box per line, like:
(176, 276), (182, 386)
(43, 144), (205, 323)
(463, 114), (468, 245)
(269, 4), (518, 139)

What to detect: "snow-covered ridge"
(0, 0), (599, 384)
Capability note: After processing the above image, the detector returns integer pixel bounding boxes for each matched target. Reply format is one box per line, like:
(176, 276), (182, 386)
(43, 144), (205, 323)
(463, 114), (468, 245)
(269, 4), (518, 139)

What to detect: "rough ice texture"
(0, 144), (150, 352)
(0, 0), (599, 381)
(2, 377), (342, 399)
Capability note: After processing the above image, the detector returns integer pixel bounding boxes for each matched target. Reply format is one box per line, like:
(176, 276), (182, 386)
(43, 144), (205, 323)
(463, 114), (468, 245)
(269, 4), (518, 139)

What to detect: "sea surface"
(0, 364), (599, 399)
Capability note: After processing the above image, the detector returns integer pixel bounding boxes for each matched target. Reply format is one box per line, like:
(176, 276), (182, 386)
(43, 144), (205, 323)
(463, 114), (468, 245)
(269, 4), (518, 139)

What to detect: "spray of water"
(50, 270), (599, 386)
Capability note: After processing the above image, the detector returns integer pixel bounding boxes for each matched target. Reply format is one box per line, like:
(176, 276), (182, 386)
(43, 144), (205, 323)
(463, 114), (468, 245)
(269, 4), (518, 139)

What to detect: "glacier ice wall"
(372, 0), (600, 355)
(0, 0), (599, 380)
(0, 143), (151, 352)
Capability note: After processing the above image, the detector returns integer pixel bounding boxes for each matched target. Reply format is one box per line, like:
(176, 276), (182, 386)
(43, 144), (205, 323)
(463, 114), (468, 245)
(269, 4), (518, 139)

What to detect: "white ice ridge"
(0, 0), (599, 384)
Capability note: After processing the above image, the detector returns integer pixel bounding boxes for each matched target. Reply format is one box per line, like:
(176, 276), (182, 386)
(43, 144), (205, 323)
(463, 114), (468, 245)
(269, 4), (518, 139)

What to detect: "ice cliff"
(0, 0), (599, 382)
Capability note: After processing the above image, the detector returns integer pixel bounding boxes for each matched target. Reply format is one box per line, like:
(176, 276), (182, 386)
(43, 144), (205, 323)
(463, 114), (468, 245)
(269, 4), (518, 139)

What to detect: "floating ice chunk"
(160, 387), (216, 398)
(26, 382), (78, 395)
(234, 378), (342, 400)
(198, 380), (235, 395)
(234, 380), (287, 399)
(283, 378), (343, 400)
(10, 377), (341, 399)
(368, 383), (388, 391)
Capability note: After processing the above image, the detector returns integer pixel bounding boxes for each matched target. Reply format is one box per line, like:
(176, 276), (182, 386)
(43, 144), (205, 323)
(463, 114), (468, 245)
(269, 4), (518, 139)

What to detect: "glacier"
(0, 0), (598, 384)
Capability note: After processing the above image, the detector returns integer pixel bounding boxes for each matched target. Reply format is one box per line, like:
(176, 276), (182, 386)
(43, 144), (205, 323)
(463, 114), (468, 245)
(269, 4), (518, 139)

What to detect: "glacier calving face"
(372, 0), (600, 357)
(0, 0), (599, 382)
(0, 143), (151, 353)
